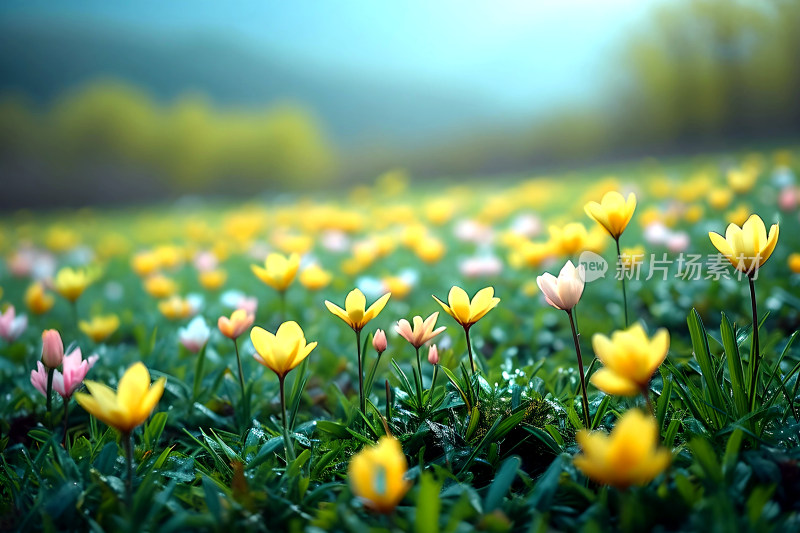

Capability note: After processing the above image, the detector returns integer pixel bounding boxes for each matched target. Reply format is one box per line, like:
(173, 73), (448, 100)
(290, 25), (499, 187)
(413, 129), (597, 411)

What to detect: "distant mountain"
(0, 21), (501, 148)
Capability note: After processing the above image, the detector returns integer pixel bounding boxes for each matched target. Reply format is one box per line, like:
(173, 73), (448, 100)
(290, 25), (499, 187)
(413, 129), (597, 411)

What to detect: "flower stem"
(62, 400), (69, 448)
(642, 386), (655, 416)
(429, 365), (438, 409)
(414, 346), (424, 411)
(122, 431), (134, 508)
(233, 338), (246, 404)
(45, 367), (54, 428)
(568, 310), (591, 428)
(193, 343), (207, 402)
(464, 326), (476, 375)
(279, 376), (295, 462)
(616, 238), (629, 328)
(356, 329), (365, 415)
(748, 276), (760, 411)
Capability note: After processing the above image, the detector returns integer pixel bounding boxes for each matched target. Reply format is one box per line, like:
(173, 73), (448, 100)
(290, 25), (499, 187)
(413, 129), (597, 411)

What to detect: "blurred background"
(1, 0), (798, 208)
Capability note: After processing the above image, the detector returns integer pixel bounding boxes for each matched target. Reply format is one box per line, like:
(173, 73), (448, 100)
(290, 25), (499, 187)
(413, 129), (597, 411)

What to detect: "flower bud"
(41, 329), (64, 369)
(427, 344), (439, 365)
(372, 329), (387, 353)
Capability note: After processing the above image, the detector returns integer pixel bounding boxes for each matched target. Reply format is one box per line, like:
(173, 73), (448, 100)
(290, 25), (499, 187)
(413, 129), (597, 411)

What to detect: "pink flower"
(395, 312), (446, 349)
(0, 306), (27, 342)
(31, 347), (98, 399)
(41, 329), (64, 368)
(537, 260), (585, 312)
(427, 344), (440, 365)
(779, 187), (798, 212)
(373, 329), (387, 353)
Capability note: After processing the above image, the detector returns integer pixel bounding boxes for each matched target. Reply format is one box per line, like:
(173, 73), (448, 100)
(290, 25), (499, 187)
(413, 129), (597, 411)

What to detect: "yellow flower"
(250, 321), (317, 379)
(144, 274), (177, 299)
(708, 188), (733, 210)
(708, 214), (779, 276)
(433, 286), (500, 329)
(590, 324), (669, 396)
(79, 314), (120, 343)
(573, 409), (671, 489)
(218, 309), (255, 340)
(684, 204), (704, 224)
(74, 362), (165, 434)
(725, 204), (750, 226)
(131, 251), (159, 277)
(382, 276), (412, 300)
(299, 264), (332, 291)
(348, 436), (411, 513)
(325, 289), (391, 333)
(158, 296), (193, 320)
(727, 168), (757, 193)
(584, 191), (637, 240)
(25, 282), (55, 315)
(53, 267), (92, 303)
(251, 253), (300, 292)
(789, 253), (800, 274)
(619, 246), (645, 268)
(548, 223), (590, 256)
(199, 269), (227, 291)
(414, 237), (445, 264)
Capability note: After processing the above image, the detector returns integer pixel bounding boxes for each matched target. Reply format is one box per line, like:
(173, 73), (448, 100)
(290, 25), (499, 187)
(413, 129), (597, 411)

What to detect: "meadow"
(1, 151), (799, 532)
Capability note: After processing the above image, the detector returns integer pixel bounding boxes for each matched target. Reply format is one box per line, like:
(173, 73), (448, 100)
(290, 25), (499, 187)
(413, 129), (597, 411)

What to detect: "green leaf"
(144, 411), (168, 451)
(720, 313), (749, 420)
(416, 471), (443, 533)
(484, 456), (521, 512)
(687, 309), (726, 428)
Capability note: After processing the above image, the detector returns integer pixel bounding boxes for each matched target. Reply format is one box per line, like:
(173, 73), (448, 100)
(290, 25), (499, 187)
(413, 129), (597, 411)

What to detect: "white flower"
(178, 316), (210, 353)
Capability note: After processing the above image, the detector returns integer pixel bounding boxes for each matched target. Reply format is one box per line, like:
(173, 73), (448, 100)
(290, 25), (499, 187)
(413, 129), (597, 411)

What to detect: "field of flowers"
(1, 151), (800, 532)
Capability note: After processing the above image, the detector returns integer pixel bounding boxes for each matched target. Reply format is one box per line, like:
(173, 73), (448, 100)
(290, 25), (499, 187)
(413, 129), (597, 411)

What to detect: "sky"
(0, 0), (663, 113)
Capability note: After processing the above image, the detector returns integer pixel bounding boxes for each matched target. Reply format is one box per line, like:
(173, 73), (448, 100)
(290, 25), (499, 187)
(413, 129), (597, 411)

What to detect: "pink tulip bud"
(373, 329), (387, 353)
(41, 329), (64, 369)
(427, 344), (440, 365)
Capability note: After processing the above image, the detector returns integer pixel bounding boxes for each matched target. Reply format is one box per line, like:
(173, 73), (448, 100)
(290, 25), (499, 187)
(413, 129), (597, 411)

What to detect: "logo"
(578, 251), (608, 282)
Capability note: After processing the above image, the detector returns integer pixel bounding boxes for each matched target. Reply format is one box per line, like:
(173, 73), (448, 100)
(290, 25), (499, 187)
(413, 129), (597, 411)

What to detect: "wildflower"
(25, 282), (55, 315)
(78, 314), (120, 343)
(325, 289), (391, 333)
(54, 267), (92, 303)
(584, 191), (637, 240)
(218, 309), (255, 340)
(158, 296), (194, 320)
(536, 260), (585, 312)
(144, 274), (177, 299)
(395, 312), (446, 349)
(299, 264), (332, 291)
(708, 214), (779, 276)
(131, 251), (159, 277)
(590, 324), (669, 397)
(348, 436), (411, 513)
(178, 316), (210, 353)
(789, 253), (800, 274)
(74, 362), (165, 434)
(41, 329), (64, 369)
(573, 409), (671, 489)
(373, 329), (387, 354)
(433, 286), (499, 330)
(0, 305), (28, 342)
(251, 252), (300, 292)
(198, 269), (227, 291)
(427, 344), (439, 365)
(251, 321), (317, 380)
(708, 188), (733, 210)
(31, 348), (98, 400)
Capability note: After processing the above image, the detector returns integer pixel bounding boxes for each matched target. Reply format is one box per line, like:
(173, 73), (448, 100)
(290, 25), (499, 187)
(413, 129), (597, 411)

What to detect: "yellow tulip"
(348, 436), (411, 513)
(573, 409), (671, 489)
(325, 289), (391, 333)
(79, 314), (120, 342)
(250, 321), (317, 379)
(299, 264), (332, 291)
(74, 362), (165, 434)
(251, 252), (300, 292)
(708, 214), (779, 276)
(584, 191), (637, 240)
(25, 282), (55, 315)
(54, 267), (91, 303)
(590, 324), (669, 396)
(433, 286), (500, 329)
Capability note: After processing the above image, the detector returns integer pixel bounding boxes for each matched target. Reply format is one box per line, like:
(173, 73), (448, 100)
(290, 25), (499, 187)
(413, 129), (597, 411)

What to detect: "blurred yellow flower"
(415, 237), (445, 263)
(251, 252), (300, 292)
(299, 264), (332, 291)
(382, 276), (412, 300)
(131, 251), (160, 277)
(54, 267), (92, 303)
(158, 296), (193, 320)
(509, 240), (553, 269)
(348, 436), (411, 513)
(251, 321), (317, 379)
(727, 168), (757, 193)
(708, 214), (779, 276)
(789, 253), (800, 274)
(25, 282), (55, 315)
(144, 274), (177, 299)
(325, 289), (391, 333)
(725, 204), (750, 226)
(199, 269), (227, 291)
(79, 314), (120, 343)
(433, 286), (499, 329)
(74, 362), (165, 434)
(590, 324), (669, 396)
(684, 204), (704, 224)
(573, 409), (671, 489)
(549, 223), (590, 256)
(154, 244), (184, 270)
(45, 227), (80, 253)
(708, 188), (733, 210)
(584, 191), (636, 240)
(619, 246), (645, 268)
